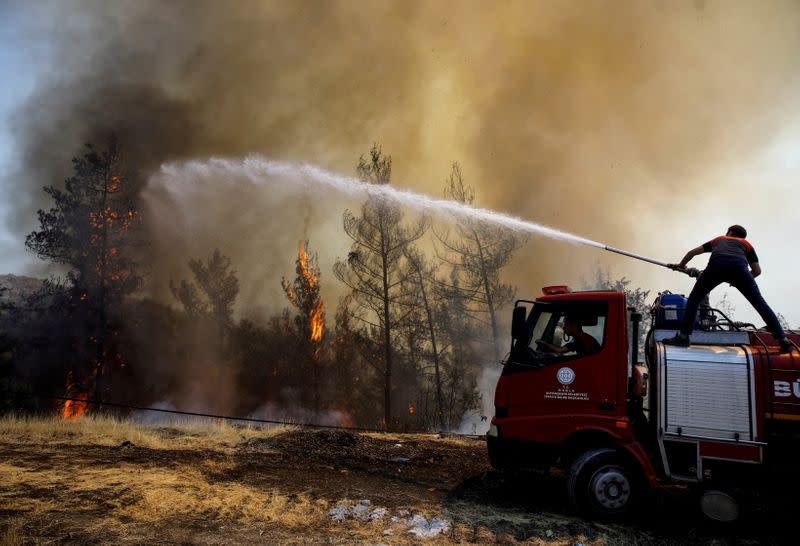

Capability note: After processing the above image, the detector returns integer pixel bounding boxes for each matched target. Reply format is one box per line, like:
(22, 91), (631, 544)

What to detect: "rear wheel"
(567, 448), (639, 519)
(700, 488), (740, 523)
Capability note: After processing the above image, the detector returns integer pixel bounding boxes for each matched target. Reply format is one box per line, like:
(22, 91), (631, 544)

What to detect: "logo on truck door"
(557, 367), (576, 385)
(544, 367), (589, 401)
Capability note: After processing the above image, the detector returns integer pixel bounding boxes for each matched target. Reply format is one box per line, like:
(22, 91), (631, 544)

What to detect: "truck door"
(504, 301), (619, 440)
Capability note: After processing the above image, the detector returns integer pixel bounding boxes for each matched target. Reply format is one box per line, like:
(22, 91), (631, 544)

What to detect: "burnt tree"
(404, 248), (446, 428)
(333, 144), (426, 428)
(170, 248), (239, 355)
(437, 162), (522, 364)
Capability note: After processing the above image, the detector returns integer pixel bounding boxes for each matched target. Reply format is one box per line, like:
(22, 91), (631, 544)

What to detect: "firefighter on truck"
(664, 224), (792, 353)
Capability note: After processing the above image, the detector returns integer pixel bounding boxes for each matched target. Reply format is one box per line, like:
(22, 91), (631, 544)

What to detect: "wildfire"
(297, 241), (318, 290)
(310, 300), (324, 342)
(60, 371), (89, 421)
(295, 241), (325, 343)
(338, 411), (355, 428)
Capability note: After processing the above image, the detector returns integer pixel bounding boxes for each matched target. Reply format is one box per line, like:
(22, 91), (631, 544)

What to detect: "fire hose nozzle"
(602, 245), (701, 278)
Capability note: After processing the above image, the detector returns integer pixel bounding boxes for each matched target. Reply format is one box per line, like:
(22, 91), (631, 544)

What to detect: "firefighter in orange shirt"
(664, 224), (792, 353)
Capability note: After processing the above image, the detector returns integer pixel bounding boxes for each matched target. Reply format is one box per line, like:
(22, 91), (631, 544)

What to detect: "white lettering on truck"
(772, 380), (800, 398)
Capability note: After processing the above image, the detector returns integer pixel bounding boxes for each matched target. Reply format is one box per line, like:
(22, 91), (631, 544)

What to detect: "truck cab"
(488, 285), (800, 520)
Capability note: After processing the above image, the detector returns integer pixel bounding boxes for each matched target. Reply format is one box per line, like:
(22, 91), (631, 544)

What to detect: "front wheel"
(567, 448), (639, 519)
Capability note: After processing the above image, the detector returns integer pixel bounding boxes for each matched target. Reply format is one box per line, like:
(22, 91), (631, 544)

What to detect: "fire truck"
(487, 285), (800, 521)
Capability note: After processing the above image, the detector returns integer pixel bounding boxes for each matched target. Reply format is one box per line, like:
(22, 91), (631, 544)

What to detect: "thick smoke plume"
(4, 1), (800, 424)
(8, 1), (800, 288)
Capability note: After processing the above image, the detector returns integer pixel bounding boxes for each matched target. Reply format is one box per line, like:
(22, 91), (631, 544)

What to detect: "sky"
(0, 6), (41, 273)
(1, 1), (799, 328)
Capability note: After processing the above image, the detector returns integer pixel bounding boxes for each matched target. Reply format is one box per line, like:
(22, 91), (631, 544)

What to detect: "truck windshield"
(511, 302), (607, 366)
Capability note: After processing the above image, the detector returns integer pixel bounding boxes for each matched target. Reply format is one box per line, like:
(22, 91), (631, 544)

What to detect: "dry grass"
(0, 415), (635, 544)
(0, 520), (23, 546)
(0, 412), (287, 450)
(361, 431), (480, 448)
(0, 415), (330, 544)
(0, 460), (324, 527)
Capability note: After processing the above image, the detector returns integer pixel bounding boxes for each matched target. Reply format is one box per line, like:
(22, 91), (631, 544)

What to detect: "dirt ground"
(0, 416), (793, 545)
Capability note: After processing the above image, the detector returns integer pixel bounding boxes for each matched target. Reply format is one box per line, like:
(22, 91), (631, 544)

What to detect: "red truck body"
(488, 287), (800, 519)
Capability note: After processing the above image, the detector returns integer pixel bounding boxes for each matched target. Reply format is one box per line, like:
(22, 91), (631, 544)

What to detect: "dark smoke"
(4, 0), (800, 427)
(6, 1), (800, 293)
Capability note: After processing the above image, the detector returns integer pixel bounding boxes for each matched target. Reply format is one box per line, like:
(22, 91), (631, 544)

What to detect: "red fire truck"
(487, 285), (800, 521)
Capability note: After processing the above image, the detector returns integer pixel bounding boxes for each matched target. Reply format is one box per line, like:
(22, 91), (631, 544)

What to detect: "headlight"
(487, 424), (499, 437)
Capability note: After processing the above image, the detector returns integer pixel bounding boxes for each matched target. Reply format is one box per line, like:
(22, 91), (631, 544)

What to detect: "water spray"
(153, 156), (699, 278)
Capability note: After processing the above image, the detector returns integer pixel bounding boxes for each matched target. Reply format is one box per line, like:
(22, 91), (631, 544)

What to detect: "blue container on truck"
(654, 293), (695, 329)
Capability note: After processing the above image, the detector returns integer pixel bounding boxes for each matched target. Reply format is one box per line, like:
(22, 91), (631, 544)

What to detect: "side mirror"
(511, 306), (528, 341)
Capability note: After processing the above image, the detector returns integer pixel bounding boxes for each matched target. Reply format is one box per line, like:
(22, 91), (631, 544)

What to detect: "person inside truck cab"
(665, 224), (792, 353)
(536, 316), (601, 355)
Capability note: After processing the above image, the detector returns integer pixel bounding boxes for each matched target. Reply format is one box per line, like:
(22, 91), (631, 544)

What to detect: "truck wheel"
(567, 448), (638, 518)
(700, 489), (740, 523)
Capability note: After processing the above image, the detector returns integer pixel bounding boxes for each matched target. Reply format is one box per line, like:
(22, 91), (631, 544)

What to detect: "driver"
(537, 316), (600, 355)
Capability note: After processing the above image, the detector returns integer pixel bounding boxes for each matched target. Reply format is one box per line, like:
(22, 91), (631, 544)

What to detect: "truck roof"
(536, 290), (626, 303)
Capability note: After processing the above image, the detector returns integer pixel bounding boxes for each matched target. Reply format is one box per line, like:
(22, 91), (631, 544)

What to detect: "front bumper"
(486, 430), (556, 471)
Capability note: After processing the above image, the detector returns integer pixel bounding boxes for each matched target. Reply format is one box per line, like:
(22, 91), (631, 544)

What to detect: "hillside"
(0, 275), (44, 307)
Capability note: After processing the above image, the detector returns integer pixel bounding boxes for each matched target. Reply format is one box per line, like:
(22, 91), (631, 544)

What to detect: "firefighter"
(664, 225), (792, 353)
(537, 315), (601, 355)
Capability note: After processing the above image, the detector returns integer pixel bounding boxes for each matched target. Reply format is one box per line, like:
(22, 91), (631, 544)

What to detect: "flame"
(310, 300), (324, 343)
(60, 371), (89, 420)
(296, 241), (324, 343)
(297, 241), (317, 290)
(338, 411), (355, 428)
(408, 402), (416, 415)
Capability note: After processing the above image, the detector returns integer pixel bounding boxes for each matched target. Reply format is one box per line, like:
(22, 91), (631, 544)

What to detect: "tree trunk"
(218, 318), (225, 358)
(313, 344), (320, 414)
(94, 179), (110, 402)
(415, 263), (444, 428)
(379, 215), (392, 429)
(474, 231), (502, 364)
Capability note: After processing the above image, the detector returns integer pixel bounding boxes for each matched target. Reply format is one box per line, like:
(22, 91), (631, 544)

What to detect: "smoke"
(250, 399), (353, 429)
(129, 399), (350, 429)
(457, 365), (502, 435)
(8, 2), (800, 289)
(5, 1), (800, 422)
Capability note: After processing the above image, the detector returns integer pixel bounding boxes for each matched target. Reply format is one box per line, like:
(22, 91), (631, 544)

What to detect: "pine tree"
(404, 247), (445, 428)
(436, 162), (522, 364)
(170, 248), (239, 355)
(281, 240), (326, 412)
(333, 144), (427, 428)
(25, 137), (142, 401)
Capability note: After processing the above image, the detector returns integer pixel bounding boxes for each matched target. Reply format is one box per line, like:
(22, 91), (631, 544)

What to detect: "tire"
(699, 488), (740, 523)
(567, 448), (639, 519)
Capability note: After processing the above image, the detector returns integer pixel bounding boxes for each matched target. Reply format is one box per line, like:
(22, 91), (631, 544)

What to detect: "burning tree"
(25, 137), (142, 414)
(334, 144), (427, 428)
(170, 248), (239, 355)
(281, 240), (326, 413)
(436, 162), (522, 364)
